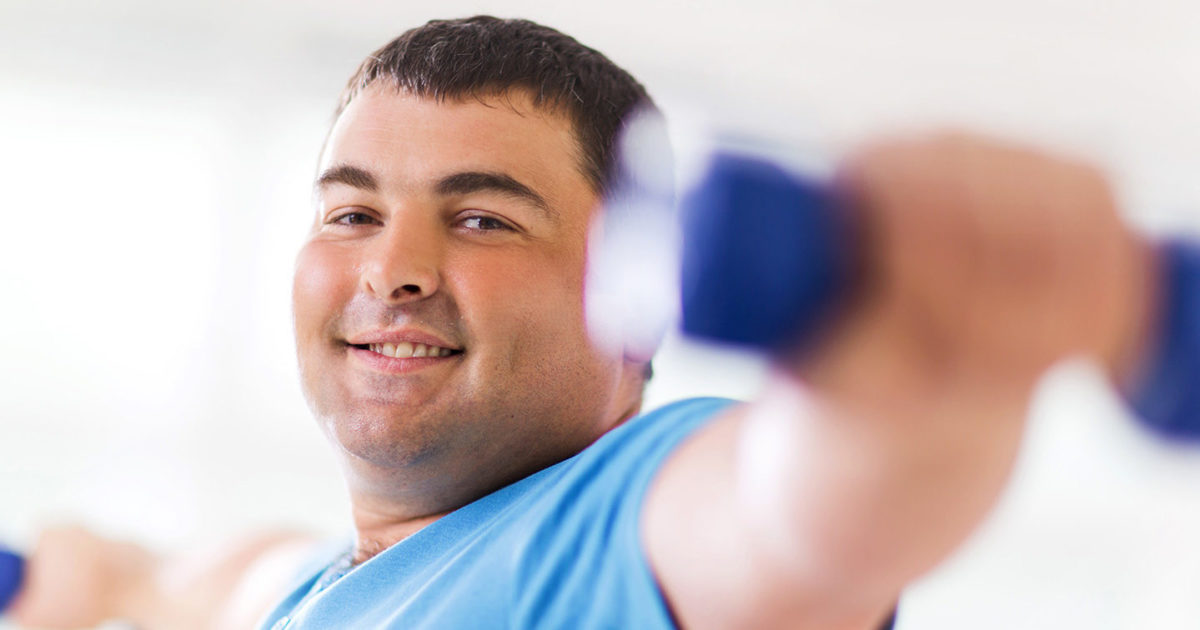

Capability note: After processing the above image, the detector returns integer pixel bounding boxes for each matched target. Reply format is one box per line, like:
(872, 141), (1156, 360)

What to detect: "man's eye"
(461, 216), (512, 231)
(331, 211), (380, 226)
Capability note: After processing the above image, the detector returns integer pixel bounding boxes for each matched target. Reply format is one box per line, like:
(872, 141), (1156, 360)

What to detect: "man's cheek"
(293, 243), (354, 328)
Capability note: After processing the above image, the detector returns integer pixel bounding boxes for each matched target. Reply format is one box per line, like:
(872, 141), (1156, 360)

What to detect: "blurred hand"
(798, 131), (1153, 409)
(8, 525), (316, 630)
(8, 526), (149, 629)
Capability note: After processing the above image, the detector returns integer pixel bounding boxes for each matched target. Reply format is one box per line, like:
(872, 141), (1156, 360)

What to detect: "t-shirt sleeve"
(508, 397), (735, 630)
(506, 397), (904, 630)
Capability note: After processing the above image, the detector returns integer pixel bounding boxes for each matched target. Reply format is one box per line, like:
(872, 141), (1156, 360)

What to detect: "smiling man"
(294, 86), (647, 545)
(7, 15), (1153, 630)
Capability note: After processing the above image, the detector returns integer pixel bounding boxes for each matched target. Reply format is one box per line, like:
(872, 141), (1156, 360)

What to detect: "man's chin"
(324, 410), (445, 471)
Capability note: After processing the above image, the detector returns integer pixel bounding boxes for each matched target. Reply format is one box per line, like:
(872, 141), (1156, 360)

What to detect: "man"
(7, 15), (1153, 629)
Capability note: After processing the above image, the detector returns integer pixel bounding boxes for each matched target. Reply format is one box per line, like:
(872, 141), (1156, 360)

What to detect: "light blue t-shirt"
(258, 397), (735, 630)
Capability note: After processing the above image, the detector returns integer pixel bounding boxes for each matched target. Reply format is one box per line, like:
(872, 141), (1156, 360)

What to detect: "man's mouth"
(351, 342), (461, 359)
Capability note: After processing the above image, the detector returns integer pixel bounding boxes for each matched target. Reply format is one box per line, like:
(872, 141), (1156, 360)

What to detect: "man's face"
(294, 85), (635, 505)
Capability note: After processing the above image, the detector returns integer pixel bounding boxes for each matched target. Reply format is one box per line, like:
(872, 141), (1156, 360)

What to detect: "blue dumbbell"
(1125, 240), (1200, 438)
(679, 152), (1200, 439)
(0, 547), (24, 614)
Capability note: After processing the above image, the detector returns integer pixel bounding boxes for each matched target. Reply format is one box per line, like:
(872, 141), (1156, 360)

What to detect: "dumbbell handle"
(679, 152), (1200, 438)
(0, 547), (24, 614)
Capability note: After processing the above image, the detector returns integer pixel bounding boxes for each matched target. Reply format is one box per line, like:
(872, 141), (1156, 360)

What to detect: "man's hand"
(7, 526), (137, 628)
(807, 131), (1152, 407)
(9, 526), (318, 630)
(644, 132), (1154, 629)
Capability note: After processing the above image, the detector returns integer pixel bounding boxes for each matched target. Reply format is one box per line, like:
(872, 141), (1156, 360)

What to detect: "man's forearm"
(738, 375), (1028, 590)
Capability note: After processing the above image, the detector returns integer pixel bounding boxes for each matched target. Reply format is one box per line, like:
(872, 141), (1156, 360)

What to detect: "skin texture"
(294, 85), (646, 561)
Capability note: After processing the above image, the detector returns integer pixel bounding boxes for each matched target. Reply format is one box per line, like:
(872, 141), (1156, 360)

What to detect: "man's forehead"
(319, 85), (588, 193)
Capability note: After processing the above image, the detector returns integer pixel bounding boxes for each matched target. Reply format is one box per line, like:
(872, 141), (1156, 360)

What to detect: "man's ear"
(640, 360), (654, 382)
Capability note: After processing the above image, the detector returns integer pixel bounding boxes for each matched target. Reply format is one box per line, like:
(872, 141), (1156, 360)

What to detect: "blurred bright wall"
(2, 1), (1200, 628)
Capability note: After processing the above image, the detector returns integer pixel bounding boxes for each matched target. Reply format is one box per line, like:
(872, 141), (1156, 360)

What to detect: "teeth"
(367, 342), (454, 359)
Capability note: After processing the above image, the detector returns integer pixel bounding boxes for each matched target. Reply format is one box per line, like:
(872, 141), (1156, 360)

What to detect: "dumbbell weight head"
(1125, 240), (1200, 439)
(0, 547), (24, 613)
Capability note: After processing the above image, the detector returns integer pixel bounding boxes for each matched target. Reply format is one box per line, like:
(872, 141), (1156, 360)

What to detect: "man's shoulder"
(535, 396), (739, 501)
(523, 395), (739, 519)
(592, 397), (739, 460)
(500, 397), (739, 628)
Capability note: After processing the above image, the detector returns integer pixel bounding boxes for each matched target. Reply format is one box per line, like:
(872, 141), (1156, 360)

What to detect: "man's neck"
(350, 504), (450, 564)
(343, 381), (647, 563)
(343, 452), (556, 563)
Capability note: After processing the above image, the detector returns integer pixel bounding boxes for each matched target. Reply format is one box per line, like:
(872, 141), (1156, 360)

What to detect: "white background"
(3, 1), (1200, 628)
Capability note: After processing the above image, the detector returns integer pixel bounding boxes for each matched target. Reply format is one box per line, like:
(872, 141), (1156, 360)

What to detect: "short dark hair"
(337, 15), (655, 194)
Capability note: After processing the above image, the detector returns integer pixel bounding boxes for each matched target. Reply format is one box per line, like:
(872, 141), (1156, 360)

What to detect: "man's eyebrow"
(315, 164), (379, 192)
(435, 171), (556, 219)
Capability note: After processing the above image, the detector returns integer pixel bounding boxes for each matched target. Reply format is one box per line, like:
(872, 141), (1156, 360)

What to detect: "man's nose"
(360, 219), (441, 305)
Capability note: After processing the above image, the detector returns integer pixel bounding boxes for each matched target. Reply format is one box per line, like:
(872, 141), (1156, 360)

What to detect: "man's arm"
(7, 526), (320, 630)
(643, 133), (1155, 629)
